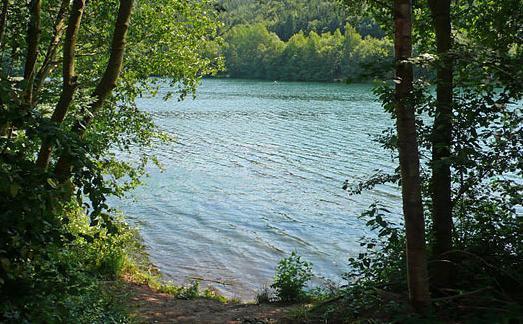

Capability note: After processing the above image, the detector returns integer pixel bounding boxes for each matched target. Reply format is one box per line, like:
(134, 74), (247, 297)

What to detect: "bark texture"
(36, 0), (85, 169)
(33, 0), (70, 100)
(55, 0), (133, 179)
(393, 0), (431, 312)
(428, 0), (453, 289)
(0, 0), (9, 49)
(0, 0), (7, 136)
(23, 0), (42, 105)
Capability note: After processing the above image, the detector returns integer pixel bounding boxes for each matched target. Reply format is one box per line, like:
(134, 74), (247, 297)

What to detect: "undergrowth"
(0, 202), (227, 323)
(296, 203), (523, 323)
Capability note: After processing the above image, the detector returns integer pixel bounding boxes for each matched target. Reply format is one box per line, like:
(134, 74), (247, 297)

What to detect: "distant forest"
(215, 0), (392, 82)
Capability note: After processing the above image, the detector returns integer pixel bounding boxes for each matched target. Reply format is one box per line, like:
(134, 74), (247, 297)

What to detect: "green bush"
(271, 251), (313, 303)
(0, 203), (138, 323)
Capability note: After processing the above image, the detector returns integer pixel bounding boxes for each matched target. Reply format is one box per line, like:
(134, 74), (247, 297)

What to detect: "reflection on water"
(114, 79), (401, 300)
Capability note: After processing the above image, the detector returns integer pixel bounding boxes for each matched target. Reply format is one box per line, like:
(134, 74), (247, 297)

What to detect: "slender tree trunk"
(393, 0), (431, 312)
(427, 0), (453, 289)
(0, 0), (8, 136)
(36, 0), (85, 170)
(0, 0), (9, 50)
(33, 0), (70, 101)
(55, 0), (133, 179)
(24, 0), (42, 105)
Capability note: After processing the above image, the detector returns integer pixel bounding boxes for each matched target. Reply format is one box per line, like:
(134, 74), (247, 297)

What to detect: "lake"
(115, 78), (401, 300)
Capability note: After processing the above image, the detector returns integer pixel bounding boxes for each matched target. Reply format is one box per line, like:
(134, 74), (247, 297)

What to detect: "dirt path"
(125, 283), (299, 323)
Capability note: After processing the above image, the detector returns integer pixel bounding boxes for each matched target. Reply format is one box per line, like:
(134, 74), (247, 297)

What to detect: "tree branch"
(32, 0), (70, 101)
(55, 0), (134, 179)
(452, 168), (490, 206)
(440, 250), (523, 288)
(36, 0), (86, 169)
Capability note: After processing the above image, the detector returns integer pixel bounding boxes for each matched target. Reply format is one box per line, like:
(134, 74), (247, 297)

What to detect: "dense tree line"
(215, 0), (388, 82)
(221, 23), (392, 82)
(219, 0), (384, 41)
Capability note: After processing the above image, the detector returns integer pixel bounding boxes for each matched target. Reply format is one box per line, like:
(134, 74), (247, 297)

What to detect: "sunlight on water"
(114, 79), (401, 299)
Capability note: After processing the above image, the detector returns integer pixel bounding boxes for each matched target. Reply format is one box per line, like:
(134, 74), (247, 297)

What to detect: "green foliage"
(157, 281), (227, 303)
(223, 23), (285, 79)
(0, 203), (137, 323)
(342, 32), (393, 81)
(216, 0), (389, 81)
(219, 0), (383, 41)
(222, 23), (392, 82)
(123, 261), (228, 303)
(313, 0), (523, 321)
(346, 203), (405, 290)
(0, 0), (223, 321)
(271, 251), (313, 303)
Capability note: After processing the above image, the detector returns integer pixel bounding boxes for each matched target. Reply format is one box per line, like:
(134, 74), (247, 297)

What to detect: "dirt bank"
(124, 283), (300, 323)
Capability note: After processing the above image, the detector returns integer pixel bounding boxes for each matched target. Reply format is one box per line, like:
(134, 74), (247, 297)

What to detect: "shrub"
(271, 251), (313, 303)
(0, 204), (137, 322)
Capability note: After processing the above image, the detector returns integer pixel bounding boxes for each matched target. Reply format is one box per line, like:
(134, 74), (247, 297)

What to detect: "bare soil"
(124, 283), (299, 324)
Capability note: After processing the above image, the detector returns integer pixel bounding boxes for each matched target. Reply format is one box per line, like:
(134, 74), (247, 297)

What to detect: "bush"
(0, 203), (138, 322)
(271, 251), (313, 303)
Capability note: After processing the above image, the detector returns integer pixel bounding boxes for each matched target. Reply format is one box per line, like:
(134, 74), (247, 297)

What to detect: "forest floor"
(121, 281), (301, 323)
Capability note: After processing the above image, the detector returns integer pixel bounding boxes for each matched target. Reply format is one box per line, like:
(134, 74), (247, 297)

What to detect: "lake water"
(116, 78), (401, 300)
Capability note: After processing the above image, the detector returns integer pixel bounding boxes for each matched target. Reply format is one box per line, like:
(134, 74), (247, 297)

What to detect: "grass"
(118, 242), (229, 304)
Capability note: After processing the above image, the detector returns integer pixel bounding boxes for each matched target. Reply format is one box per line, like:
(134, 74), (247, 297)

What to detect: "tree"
(427, 0), (453, 289)
(223, 23), (284, 79)
(392, 0), (430, 311)
(36, 0), (86, 169)
(53, 0), (133, 179)
(345, 34), (392, 80)
(220, 0), (351, 41)
(0, 0), (222, 318)
(343, 0), (522, 313)
(221, 23), (391, 82)
(341, 23), (362, 77)
(338, 0), (522, 319)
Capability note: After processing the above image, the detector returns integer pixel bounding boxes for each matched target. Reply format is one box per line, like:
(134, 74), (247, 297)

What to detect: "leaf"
(47, 178), (58, 189)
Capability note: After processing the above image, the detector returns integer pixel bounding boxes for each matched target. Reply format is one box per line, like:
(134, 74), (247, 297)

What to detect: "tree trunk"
(36, 0), (85, 170)
(23, 0), (42, 105)
(393, 0), (431, 312)
(33, 0), (70, 101)
(55, 0), (133, 179)
(0, 0), (8, 135)
(0, 0), (9, 50)
(427, 0), (453, 289)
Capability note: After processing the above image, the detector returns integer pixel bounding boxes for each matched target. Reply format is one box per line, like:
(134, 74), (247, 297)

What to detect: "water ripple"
(114, 79), (401, 300)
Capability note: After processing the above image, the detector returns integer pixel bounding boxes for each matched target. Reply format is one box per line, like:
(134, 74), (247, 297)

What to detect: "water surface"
(117, 79), (401, 299)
